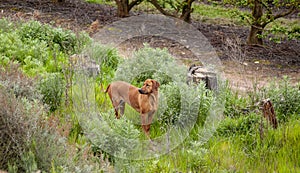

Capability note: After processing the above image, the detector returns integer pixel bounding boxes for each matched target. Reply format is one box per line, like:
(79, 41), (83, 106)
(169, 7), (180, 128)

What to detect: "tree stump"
(260, 99), (278, 129)
(187, 64), (218, 90)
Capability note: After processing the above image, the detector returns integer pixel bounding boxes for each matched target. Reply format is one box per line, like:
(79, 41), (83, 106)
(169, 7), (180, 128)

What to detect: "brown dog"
(105, 79), (160, 137)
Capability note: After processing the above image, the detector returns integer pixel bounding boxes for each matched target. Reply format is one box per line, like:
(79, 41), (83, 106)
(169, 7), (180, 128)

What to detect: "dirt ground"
(1, 0), (299, 92)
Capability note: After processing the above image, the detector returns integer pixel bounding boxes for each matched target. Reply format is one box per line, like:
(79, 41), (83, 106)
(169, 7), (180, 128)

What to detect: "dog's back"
(105, 81), (139, 108)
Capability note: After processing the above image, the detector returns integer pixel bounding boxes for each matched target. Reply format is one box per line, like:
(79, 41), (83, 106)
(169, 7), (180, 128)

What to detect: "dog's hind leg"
(119, 100), (125, 116)
(111, 99), (121, 119)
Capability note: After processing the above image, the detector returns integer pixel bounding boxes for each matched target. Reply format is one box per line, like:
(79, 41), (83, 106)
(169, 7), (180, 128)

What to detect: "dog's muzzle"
(138, 89), (147, 94)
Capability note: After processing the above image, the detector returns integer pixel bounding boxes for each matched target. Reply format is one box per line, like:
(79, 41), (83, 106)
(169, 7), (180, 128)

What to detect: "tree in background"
(114, 0), (196, 21)
(148, 0), (196, 22)
(115, 0), (144, 17)
(246, 0), (299, 45)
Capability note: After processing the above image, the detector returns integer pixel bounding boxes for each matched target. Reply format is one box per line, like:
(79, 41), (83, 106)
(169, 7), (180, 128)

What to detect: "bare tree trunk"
(180, 0), (195, 23)
(116, 0), (130, 17)
(247, 25), (263, 45)
(247, 0), (264, 45)
(115, 0), (143, 17)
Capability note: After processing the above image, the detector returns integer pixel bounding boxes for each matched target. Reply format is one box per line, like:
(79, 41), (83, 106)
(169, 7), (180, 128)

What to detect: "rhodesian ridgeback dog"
(105, 79), (160, 137)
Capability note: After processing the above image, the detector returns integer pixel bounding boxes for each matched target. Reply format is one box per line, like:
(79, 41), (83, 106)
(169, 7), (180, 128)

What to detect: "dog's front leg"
(147, 111), (155, 126)
(141, 113), (151, 138)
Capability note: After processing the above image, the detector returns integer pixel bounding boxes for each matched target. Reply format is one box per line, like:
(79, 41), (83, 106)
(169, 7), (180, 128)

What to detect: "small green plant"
(93, 44), (120, 85)
(217, 113), (261, 137)
(38, 73), (65, 112)
(84, 112), (141, 164)
(223, 84), (249, 118)
(0, 18), (17, 33)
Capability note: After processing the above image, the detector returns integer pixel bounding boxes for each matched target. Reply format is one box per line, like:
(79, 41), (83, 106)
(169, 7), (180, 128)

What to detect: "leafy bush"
(158, 83), (181, 124)
(114, 44), (186, 86)
(0, 62), (41, 101)
(247, 78), (300, 123)
(223, 84), (249, 118)
(217, 113), (261, 137)
(0, 31), (49, 66)
(18, 20), (90, 54)
(0, 18), (16, 33)
(82, 112), (141, 163)
(158, 81), (214, 128)
(85, 43), (120, 84)
(38, 73), (65, 112)
(0, 88), (42, 171)
(0, 92), (100, 172)
(265, 78), (300, 122)
(0, 19), (91, 76)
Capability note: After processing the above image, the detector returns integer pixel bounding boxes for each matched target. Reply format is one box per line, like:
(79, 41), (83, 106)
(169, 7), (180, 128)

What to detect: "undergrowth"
(0, 18), (299, 172)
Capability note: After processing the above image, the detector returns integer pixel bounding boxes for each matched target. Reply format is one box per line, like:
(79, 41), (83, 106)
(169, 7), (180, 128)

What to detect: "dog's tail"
(104, 84), (111, 93)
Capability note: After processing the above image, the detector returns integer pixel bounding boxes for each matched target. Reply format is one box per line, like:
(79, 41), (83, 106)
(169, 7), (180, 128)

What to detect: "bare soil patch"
(1, 0), (299, 91)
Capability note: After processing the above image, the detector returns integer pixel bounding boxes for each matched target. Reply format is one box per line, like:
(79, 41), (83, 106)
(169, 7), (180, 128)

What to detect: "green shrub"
(158, 83), (181, 124)
(114, 44), (186, 86)
(223, 84), (249, 118)
(0, 31), (49, 66)
(0, 19), (91, 76)
(83, 112), (141, 164)
(18, 20), (90, 54)
(0, 18), (15, 33)
(265, 78), (300, 122)
(0, 88), (42, 172)
(217, 113), (261, 137)
(0, 81), (102, 172)
(0, 86), (102, 172)
(38, 73), (65, 112)
(85, 44), (120, 84)
(0, 62), (41, 101)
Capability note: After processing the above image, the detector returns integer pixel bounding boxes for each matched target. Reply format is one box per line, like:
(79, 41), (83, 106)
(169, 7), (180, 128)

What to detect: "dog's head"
(139, 79), (160, 94)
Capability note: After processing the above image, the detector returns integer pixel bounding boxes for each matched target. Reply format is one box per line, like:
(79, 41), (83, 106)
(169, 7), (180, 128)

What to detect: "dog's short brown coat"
(105, 79), (160, 137)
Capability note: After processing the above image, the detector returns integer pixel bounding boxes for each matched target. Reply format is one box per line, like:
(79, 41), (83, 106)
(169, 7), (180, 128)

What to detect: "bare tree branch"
(273, 6), (296, 20)
(129, 0), (144, 11)
(148, 0), (177, 18)
(261, 6), (296, 28)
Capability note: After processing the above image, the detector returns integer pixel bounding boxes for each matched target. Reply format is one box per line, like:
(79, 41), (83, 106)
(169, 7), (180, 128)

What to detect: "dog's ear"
(152, 80), (160, 91)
